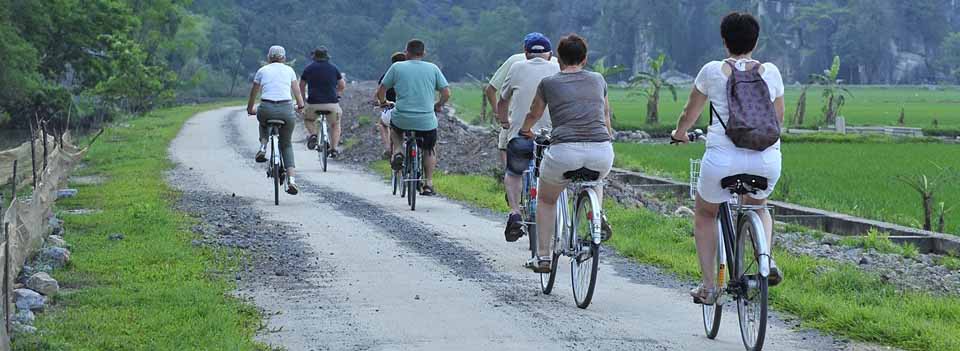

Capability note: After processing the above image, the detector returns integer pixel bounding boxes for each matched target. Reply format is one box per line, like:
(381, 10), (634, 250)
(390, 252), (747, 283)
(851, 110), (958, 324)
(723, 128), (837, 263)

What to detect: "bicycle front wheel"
(736, 215), (768, 351)
(570, 192), (599, 309)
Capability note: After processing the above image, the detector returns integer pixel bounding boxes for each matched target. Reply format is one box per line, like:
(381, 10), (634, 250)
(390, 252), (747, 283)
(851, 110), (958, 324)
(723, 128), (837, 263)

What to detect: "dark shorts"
(390, 123), (438, 154)
(505, 137), (535, 176)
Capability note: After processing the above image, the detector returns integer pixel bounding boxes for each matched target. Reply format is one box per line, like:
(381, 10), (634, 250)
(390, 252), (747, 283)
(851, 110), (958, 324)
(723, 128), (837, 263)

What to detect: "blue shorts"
(505, 137), (535, 176)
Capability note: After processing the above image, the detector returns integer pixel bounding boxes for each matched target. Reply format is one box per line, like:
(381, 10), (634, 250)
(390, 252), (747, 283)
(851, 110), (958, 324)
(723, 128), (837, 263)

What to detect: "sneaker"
(286, 182), (300, 195)
(255, 150), (267, 163)
(307, 135), (319, 150)
(504, 213), (523, 242)
(600, 213), (613, 241)
(390, 153), (404, 171)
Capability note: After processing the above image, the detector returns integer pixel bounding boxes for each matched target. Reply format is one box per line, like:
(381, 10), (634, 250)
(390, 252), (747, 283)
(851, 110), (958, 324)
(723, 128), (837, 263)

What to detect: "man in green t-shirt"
(376, 39), (451, 196)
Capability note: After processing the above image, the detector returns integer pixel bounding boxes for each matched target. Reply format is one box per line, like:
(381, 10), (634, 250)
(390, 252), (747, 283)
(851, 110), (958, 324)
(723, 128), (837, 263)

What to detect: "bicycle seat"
(720, 174), (768, 195)
(314, 110), (333, 115)
(266, 119), (286, 125)
(563, 167), (601, 182)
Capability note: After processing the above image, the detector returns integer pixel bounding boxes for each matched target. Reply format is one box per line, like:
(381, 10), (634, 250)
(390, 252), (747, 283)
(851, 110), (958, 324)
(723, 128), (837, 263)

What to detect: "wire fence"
(0, 120), (96, 348)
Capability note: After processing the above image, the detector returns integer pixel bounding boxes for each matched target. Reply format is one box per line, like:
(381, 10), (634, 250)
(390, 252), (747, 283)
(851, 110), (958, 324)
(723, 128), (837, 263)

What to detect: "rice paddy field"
(614, 141), (960, 235)
(451, 85), (960, 130)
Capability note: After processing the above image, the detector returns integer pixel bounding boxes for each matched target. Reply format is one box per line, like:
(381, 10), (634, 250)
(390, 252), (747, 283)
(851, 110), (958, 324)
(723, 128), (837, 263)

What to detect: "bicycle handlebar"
(670, 129), (704, 144)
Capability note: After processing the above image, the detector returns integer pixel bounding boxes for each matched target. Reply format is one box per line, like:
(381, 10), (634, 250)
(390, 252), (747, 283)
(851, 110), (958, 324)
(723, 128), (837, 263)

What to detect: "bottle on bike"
(518, 34), (615, 273)
(300, 46), (345, 158)
(499, 32), (560, 242)
(376, 39), (451, 197)
(247, 45), (305, 195)
(671, 12), (786, 305)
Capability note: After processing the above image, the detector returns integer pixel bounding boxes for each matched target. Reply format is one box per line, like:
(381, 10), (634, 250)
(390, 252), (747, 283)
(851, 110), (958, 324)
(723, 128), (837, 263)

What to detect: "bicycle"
(312, 110), (332, 172)
(535, 133), (605, 309)
(517, 131), (547, 287)
(398, 130), (423, 211)
(264, 120), (287, 206)
(682, 132), (771, 351)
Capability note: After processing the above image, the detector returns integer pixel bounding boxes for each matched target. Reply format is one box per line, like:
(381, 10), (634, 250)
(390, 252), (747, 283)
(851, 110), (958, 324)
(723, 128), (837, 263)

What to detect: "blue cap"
(523, 32), (551, 54)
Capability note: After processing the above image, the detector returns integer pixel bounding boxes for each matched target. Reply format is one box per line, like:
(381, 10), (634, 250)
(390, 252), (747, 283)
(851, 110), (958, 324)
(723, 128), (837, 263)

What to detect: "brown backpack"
(710, 61), (781, 151)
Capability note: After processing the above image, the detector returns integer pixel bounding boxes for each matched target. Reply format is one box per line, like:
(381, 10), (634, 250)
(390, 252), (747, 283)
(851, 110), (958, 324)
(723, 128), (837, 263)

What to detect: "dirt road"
(168, 106), (853, 351)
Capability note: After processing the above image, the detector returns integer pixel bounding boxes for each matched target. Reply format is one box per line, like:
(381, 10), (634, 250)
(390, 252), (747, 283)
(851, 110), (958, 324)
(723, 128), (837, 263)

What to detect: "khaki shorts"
(539, 142), (614, 186)
(497, 128), (510, 150)
(304, 103), (342, 123)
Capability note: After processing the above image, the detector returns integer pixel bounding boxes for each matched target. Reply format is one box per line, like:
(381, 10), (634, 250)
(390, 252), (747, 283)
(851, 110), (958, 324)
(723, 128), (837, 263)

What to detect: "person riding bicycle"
(671, 12), (785, 304)
(376, 52), (407, 159)
(486, 35), (559, 167)
(247, 45), (305, 195)
(499, 33), (560, 242)
(518, 34), (614, 272)
(376, 39), (451, 197)
(300, 46), (346, 158)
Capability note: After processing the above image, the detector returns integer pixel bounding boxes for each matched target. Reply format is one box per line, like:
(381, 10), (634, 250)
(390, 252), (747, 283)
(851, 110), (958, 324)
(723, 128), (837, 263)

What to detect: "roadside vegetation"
(395, 163), (960, 350)
(452, 85), (960, 130)
(13, 103), (267, 350)
(614, 142), (960, 235)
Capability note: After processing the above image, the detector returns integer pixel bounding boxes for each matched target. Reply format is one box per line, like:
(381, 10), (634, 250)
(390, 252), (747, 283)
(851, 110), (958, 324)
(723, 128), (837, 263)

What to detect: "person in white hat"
(246, 45), (305, 195)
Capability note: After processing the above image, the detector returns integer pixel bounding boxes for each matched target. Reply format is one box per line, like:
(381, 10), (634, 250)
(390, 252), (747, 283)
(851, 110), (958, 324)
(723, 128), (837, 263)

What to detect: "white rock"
(26, 272), (59, 296)
(41, 247), (71, 268)
(673, 206), (695, 217)
(46, 235), (67, 248)
(11, 322), (37, 336)
(14, 289), (45, 311)
(14, 309), (35, 325)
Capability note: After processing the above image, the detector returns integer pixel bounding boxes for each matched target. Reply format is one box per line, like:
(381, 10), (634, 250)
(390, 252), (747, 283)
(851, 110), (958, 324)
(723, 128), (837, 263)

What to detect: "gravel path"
(164, 87), (890, 350)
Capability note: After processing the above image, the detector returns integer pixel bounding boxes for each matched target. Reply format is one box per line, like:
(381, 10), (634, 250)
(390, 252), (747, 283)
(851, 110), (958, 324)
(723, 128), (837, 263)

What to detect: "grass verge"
(388, 162), (960, 350)
(14, 103), (268, 350)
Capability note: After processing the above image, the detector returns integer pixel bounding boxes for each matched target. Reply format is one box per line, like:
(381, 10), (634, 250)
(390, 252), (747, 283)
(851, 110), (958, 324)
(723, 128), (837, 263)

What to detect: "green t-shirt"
(381, 60), (450, 131)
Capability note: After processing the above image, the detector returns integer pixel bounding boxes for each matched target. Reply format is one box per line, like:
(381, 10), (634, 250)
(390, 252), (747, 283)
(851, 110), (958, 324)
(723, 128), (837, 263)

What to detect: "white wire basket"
(689, 159), (701, 200)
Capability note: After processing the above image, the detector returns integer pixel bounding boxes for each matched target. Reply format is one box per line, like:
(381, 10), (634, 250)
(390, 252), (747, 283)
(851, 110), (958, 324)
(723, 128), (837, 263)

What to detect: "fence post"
(41, 121), (49, 172)
(3, 222), (8, 336)
(28, 123), (37, 189)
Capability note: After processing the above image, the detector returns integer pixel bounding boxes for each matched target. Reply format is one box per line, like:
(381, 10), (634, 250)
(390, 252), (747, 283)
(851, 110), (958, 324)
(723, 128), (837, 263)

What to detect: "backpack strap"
(710, 102), (727, 130)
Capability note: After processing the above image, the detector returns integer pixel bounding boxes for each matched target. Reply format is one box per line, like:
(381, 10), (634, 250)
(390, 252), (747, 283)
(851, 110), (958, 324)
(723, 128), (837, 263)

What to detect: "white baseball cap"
(268, 45), (286, 60)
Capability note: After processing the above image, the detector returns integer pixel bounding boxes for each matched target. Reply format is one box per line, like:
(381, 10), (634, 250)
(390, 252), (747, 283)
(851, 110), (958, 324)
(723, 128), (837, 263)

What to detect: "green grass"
(613, 142), (960, 235)
(452, 85), (960, 130)
(403, 162), (960, 350)
(839, 229), (920, 259)
(13, 103), (268, 350)
(372, 161), (509, 212)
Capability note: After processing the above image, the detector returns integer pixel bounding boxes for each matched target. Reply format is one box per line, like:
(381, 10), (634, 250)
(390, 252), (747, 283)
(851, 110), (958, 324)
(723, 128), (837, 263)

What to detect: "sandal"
(768, 259), (783, 287)
(600, 212), (613, 241)
(690, 284), (719, 305)
(420, 185), (436, 196)
(524, 256), (552, 273)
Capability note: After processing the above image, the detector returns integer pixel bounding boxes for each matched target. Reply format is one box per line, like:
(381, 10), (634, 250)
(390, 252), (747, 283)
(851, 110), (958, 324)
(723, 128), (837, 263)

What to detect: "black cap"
(313, 46), (330, 61)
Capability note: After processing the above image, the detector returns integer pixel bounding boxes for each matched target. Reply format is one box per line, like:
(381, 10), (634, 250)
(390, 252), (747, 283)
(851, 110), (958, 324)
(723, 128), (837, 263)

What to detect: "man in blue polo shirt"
(299, 47), (345, 157)
(376, 39), (450, 196)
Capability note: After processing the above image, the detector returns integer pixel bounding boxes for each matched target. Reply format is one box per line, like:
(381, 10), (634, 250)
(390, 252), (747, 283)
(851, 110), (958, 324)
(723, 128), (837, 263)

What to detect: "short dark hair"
(721, 12), (760, 55)
(391, 52), (406, 63)
(406, 39), (426, 57)
(557, 34), (588, 66)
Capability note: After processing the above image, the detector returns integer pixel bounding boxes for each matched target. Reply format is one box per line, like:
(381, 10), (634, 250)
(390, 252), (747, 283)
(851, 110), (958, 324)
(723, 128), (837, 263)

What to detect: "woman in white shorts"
(672, 12), (785, 304)
(519, 34), (614, 273)
(376, 52), (406, 159)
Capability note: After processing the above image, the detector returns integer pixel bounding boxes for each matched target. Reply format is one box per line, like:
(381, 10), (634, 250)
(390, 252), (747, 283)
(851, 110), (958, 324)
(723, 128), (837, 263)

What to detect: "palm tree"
(809, 56), (852, 125)
(629, 53), (677, 125)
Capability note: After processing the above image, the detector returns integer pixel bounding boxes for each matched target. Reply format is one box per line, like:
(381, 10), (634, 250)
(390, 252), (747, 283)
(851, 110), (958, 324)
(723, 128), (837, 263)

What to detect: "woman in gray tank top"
(518, 34), (615, 273)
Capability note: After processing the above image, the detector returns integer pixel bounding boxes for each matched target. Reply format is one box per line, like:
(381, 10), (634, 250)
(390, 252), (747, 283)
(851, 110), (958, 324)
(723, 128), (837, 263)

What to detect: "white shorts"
(697, 143), (781, 204)
(380, 108), (393, 125)
(539, 142), (615, 186)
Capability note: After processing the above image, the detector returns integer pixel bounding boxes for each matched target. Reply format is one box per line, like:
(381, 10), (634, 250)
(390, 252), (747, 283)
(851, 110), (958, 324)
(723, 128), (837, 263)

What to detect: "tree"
(792, 85), (809, 127)
(895, 165), (957, 231)
(629, 53), (676, 125)
(590, 57), (626, 81)
(809, 56), (852, 125)
(940, 32), (960, 83)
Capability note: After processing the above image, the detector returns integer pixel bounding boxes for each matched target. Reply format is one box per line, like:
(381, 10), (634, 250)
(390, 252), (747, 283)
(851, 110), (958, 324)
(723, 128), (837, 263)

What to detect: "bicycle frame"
(269, 125), (283, 171)
(403, 132), (424, 184)
(717, 197), (771, 296)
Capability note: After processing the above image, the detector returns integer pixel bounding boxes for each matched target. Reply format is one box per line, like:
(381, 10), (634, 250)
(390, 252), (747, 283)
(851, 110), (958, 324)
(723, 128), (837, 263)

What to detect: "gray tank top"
(536, 71), (611, 144)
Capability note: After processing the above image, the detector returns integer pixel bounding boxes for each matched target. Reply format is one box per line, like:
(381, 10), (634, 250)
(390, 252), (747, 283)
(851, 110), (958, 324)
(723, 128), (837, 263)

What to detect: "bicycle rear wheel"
(736, 215), (768, 351)
(271, 139), (280, 206)
(392, 170), (400, 195)
(406, 142), (417, 211)
(702, 220), (724, 339)
(570, 192), (599, 309)
(319, 122), (328, 172)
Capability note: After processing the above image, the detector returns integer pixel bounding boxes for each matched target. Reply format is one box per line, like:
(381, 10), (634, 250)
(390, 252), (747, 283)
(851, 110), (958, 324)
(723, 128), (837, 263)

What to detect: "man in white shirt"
(246, 45), (305, 195)
(499, 33), (560, 242)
